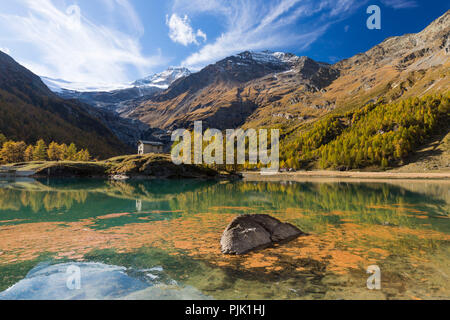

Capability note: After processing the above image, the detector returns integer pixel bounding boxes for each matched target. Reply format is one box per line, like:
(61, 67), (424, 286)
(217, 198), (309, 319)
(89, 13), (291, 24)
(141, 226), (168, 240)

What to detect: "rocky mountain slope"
(280, 9), (449, 145)
(132, 67), (191, 88)
(0, 50), (129, 158)
(76, 105), (170, 150)
(40, 68), (193, 148)
(45, 67), (191, 113)
(13, 10), (446, 164)
(41, 67), (192, 148)
(127, 10), (449, 132)
(126, 51), (339, 130)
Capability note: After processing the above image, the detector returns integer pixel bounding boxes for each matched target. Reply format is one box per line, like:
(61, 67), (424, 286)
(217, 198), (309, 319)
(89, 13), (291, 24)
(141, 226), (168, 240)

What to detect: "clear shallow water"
(0, 178), (448, 300)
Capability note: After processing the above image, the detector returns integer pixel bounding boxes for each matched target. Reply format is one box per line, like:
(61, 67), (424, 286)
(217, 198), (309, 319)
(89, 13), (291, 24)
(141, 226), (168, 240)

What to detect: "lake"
(0, 178), (448, 300)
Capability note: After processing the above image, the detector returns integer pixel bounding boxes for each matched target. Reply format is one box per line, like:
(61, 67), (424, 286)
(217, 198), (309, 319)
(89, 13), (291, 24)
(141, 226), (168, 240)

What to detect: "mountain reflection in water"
(0, 178), (448, 300)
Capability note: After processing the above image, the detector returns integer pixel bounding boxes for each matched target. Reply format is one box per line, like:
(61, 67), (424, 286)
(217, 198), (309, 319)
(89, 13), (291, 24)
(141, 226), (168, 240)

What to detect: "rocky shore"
(3, 154), (241, 180)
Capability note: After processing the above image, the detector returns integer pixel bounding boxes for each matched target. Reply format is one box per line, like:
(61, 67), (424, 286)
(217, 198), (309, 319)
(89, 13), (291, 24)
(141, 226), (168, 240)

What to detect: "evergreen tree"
(47, 142), (60, 161)
(0, 133), (6, 148)
(75, 149), (91, 161)
(24, 145), (34, 162)
(59, 144), (68, 160)
(82, 149), (91, 161)
(66, 143), (77, 161)
(33, 140), (48, 161)
(0, 141), (26, 163)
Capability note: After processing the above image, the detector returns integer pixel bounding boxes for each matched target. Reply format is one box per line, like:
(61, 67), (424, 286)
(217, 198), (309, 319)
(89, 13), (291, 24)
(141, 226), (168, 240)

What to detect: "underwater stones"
(221, 214), (304, 255)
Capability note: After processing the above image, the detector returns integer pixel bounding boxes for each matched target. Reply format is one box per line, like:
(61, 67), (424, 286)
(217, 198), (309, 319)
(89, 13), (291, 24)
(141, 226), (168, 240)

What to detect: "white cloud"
(166, 14), (207, 46)
(100, 0), (145, 36)
(381, 0), (418, 9)
(196, 29), (208, 43)
(171, 0), (366, 69)
(0, 0), (167, 85)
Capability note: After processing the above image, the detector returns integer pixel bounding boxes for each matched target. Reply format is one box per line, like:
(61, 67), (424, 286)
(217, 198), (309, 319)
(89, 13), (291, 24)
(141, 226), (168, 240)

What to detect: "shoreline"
(243, 170), (450, 182)
(1, 158), (242, 181)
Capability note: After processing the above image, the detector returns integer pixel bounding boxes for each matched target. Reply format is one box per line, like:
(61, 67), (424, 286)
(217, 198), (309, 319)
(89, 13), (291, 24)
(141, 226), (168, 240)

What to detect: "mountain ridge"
(43, 67), (193, 148)
(132, 67), (191, 89)
(6, 9), (447, 164)
(126, 50), (340, 130)
(124, 10), (449, 131)
(45, 67), (193, 115)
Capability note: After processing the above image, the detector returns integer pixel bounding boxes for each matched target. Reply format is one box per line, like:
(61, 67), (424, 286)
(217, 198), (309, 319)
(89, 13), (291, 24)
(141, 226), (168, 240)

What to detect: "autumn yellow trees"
(0, 136), (91, 164)
(33, 140), (47, 161)
(281, 94), (450, 170)
(0, 133), (6, 148)
(0, 141), (26, 163)
(47, 142), (64, 161)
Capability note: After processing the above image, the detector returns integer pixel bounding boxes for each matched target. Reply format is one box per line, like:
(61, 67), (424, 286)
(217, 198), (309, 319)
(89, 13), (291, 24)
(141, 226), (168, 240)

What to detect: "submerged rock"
(221, 214), (304, 255)
(0, 262), (212, 300)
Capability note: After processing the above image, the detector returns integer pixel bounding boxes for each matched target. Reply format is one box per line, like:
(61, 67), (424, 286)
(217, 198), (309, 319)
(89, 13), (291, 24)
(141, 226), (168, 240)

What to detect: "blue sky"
(0, 0), (448, 87)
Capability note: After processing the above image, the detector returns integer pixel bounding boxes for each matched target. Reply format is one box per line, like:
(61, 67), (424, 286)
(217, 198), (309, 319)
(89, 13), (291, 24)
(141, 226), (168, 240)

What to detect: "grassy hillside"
(4, 154), (238, 180)
(281, 94), (450, 170)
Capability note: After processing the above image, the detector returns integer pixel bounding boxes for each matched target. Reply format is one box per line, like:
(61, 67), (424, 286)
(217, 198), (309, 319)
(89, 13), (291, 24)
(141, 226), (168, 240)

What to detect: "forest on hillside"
(280, 94), (450, 170)
(168, 94), (449, 172)
(0, 87), (127, 159)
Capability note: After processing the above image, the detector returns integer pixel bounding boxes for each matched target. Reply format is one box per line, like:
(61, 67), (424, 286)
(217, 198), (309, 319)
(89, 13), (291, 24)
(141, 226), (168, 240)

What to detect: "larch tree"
(66, 143), (77, 161)
(24, 145), (34, 162)
(0, 133), (6, 148)
(0, 141), (26, 163)
(33, 140), (48, 161)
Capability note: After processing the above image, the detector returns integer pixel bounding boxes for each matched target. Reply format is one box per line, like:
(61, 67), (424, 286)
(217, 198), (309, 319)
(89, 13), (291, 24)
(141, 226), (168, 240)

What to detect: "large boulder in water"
(221, 214), (304, 255)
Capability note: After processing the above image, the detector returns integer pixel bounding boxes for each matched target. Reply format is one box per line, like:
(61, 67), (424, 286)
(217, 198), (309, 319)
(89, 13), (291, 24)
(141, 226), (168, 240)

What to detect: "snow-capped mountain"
(41, 67), (191, 94)
(41, 77), (132, 93)
(38, 67), (192, 148)
(233, 50), (302, 66)
(39, 67), (192, 118)
(132, 67), (191, 89)
(125, 50), (339, 130)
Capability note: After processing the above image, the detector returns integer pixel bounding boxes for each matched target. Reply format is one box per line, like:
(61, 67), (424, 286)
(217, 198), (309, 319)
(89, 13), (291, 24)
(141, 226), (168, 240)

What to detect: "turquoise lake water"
(0, 178), (448, 300)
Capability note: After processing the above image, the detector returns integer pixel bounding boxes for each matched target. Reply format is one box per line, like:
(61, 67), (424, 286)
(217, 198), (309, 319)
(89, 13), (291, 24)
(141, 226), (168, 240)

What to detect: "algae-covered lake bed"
(0, 178), (448, 300)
